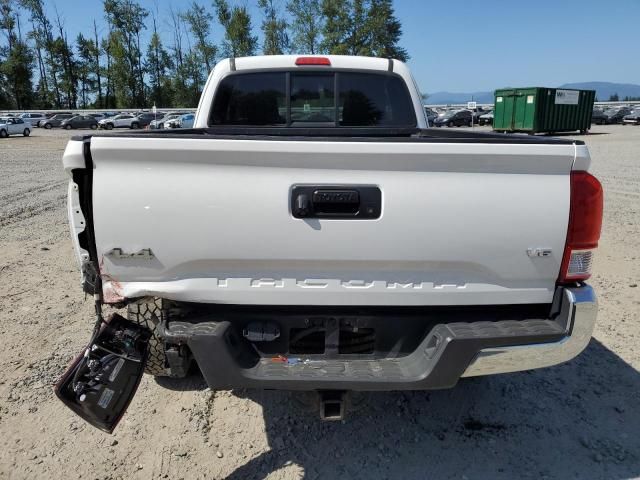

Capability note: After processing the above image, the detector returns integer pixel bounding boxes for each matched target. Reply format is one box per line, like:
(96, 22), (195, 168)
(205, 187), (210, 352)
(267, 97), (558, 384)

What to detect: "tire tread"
(127, 298), (170, 376)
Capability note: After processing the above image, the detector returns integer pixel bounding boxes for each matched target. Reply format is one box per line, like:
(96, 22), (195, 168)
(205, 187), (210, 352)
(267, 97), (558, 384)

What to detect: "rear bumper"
(461, 284), (596, 378)
(160, 285), (596, 391)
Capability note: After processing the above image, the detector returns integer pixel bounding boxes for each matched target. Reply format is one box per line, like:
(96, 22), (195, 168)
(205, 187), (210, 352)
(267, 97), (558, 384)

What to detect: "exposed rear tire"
(90, 124), (98, 130)
(44, 123), (52, 129)
(64, 124), (72, 130)
(128, 298), (172, 376)
(131, 122), (139, 129)
(105, 123), (113, 130)
(0, 129), (7, 138)
(23, 128), (30, 136)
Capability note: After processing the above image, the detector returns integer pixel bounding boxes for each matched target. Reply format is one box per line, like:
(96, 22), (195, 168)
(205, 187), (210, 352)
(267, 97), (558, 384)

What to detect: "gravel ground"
(0, 125), (638, 480)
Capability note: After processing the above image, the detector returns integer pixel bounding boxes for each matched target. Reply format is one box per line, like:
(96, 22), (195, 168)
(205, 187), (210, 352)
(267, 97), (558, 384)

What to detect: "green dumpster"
(493, 87), (595, 134)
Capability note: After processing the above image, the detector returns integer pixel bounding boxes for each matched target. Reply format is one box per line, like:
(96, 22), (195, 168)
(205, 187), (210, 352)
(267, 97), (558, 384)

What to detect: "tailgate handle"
(291, 185), (381, 220)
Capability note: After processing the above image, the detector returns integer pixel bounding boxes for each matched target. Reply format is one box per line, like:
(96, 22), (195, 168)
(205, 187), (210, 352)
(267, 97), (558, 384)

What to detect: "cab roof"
(224, 54), (404, 74)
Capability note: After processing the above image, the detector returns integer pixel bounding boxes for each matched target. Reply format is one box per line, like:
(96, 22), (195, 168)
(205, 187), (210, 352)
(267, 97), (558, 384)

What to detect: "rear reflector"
(559, 172), (603, 282)
(565, 249), (594, 279)
(295, 57), (331, 66)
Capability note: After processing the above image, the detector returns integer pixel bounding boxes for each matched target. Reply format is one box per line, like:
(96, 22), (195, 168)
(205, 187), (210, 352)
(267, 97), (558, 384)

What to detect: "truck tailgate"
(82, 136), (575, 306)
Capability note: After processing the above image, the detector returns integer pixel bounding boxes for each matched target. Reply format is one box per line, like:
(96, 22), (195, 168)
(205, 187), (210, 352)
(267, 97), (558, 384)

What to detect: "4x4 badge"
(106, 248), (155, 260)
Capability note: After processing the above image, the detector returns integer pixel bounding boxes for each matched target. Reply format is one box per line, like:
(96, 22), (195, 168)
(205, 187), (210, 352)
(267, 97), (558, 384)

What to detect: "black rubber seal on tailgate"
(72, 127), (584, 145)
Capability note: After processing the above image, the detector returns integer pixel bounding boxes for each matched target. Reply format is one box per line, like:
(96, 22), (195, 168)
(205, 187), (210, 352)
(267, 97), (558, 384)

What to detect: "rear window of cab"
(209, 71), (416, 128)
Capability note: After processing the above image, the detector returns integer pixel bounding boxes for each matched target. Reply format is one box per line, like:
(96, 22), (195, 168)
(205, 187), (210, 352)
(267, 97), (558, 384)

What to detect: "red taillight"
(558, 171), (603, 282)
(295, 56), (331, 66)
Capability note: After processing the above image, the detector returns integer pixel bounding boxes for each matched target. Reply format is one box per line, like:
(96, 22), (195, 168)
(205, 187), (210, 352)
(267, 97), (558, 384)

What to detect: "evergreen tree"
(0, 0), (34, 109)
(76, 33), (97, 108)
(25, 19), (49, 107)
(1, 0), (410, 109)
(168, 7), (191, 106)
(20, 0), (63, 106)
(181, 2), (217, 73)
(92, 20), (104, 108)
(105, 29), (132, 107)
(286, 0), (323, 54)
(144, 20), (173, 106)
(366, 0), (408, 61)
(320, 0), (350, 54)
(100, 32), (116, 107)
(258, 0), (289, 55)
(0, 39), (33, 109)
(183, 49), (204, 104)
(0, 81), (10, 109)
(213, 0), (257, 57)
(103, 0), (149, 107)
(53, 11), (79, 108)
(320, 0), (408, 60)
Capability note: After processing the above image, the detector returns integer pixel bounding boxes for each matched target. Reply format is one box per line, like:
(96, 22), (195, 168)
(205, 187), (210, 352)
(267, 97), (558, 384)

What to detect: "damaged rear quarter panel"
(63, 139), (91, 271)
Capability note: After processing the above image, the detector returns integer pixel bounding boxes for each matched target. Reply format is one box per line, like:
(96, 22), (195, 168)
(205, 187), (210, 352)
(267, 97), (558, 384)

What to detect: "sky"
(39, 0), (640, 93)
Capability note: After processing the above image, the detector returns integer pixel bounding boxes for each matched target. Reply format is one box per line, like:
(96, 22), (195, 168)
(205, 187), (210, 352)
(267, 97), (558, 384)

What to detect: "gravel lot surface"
(0, 126), (638, 480)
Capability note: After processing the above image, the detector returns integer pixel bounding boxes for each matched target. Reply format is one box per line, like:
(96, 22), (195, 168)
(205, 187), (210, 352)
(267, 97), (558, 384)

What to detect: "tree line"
(0, 0), (408, 110)
(607, 93), (640, 102)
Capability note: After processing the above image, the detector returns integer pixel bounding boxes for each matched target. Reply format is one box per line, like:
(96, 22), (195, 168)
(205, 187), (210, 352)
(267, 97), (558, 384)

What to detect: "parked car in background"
(60, 115), (99, 130)
(0, 117), (31, 137)
(602, 107), (631, 124)
(478, 110), (494, 126)
(437, 108), (454, 117)
(591, 109), (608, 125)
(98, 113), (137, 130)
(40, 113), (74, 129)
(467, 107), (486, 125)
(424, 107), (438, 125)
(178, 113), (195, 128)
(149, 113), (182, 129)
(433, 109), (472, 127)
(164, 116), (182, 129)
(132, 112), (164, 129)
(36, 112), (57, 126)
(622, 109), (640, 125)
(86, 113), (106, 122)
(19, 112), (47, 126)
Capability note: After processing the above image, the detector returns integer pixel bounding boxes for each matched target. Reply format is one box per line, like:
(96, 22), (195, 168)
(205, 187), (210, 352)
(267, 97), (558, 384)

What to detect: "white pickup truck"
(59, 55), (603, 427)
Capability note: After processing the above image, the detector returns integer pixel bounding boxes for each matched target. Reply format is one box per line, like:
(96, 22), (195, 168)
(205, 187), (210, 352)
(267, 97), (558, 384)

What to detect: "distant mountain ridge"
(424, 82), (640, 105)
(560, 82), (640, 101)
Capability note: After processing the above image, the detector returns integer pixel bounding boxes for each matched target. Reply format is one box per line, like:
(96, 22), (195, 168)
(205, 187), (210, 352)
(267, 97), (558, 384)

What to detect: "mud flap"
(54, 314), (151, 433)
